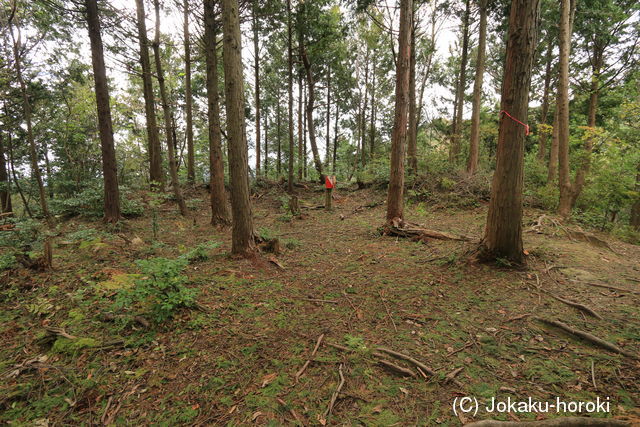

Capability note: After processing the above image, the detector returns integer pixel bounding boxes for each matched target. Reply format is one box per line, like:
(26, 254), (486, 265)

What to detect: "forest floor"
(1, 184), (639, 426)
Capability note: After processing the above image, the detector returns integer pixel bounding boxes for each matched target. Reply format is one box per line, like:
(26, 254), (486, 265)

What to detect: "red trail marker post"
(325, 175), (336, 211)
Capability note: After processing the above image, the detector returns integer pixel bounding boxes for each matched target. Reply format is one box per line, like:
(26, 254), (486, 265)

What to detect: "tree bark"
(135, 0), (164, 190)
(287, 0), (294, 192)
(449, 0), (471, 164)
(369, 60), (377, 159)
(568, 55), (602, 209)
(326, 64), (331, 168)
(203, 0), (230, 225)
(537, 40), (553, 161)
(153, 0), (187, 216)
(361, 47), (369, 168)
(8, 22), (50, 221)
(385, 0), (412, 223)
(547, 107), (559, 182)
(183, 0), (195, 183)
(298, 5), (323, 181)
(631, 162), (640, 231)
(333, 101), (339, 174)
(221, 0), (256, 256)
(252, 0), (261, 177)
(466, 0), (487, 175)
(480, 0), (540, 264)
(297, 73), (303, 180)
(264, 114), (269, 176)
(557, 0), (576, 218)
(85, 0), (121, 223)
(277, 89), (282, 176)
(0, 132), (12, 214)
(6, 130), (31, 217)
(407, 22), (418, 176)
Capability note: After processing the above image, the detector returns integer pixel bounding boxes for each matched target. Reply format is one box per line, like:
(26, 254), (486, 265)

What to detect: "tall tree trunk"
(631, 162), (640, 231)
(326, 64), (331, 167)
(557, 0), (576, 218)
(568, 55), (602, 209)
(204, 0), (230, 225)
(287, 0), (294, 192)
(252, 0), (261, 177)
(297, 74), (303, 180)
(537, 40), (553, 161)
(221, 0), (256, 256)
(481, 0), (540, 263)
(183, 0), (195, 183)
(6, 131), (31, 217)
(85, 0), (120, 223)
(135, 0), (164, 190)
(303, 84), (308, 178)
(361, 48), (369, 168)
(277, 90), (282, 176)
(449, 0), (471, 164)
(466, 0), (487, 175)
(298, 6), (323, 180)
(43, 143), (53, 199)
(153, 0), (187, 216)
(547, 107), (559, 182)
(8, 23), (50, 221)
(0, 132), (12, 214)
(369, 60), (376, 159)
(264, 114), (269, 176)
(407, 22), (418, 176)
(333, 101), (339, 174)
(385, 0), (412, 223)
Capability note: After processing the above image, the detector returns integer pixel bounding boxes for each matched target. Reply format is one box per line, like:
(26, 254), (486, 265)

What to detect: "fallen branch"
(548, 294), (602, 319)
(374, 357), (416, 377)
(323, 363), (345, 423)
(378, 291), (398, 333)
(44, 326), (77, 340)
(444, 366), (464, 384)
(301, 298), (339, 304)
(295, 334), (325, 382)
(465, 417), (629, 426)
(276, 398), (305, 425)
(375, 347), (439, 378)
(446, 342), (473, 356)
(535, 318), (639, 359)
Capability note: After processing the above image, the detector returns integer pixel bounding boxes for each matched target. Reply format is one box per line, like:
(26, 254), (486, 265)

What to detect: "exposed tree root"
(381, 217), (470, 242)
(571, 280), (640, 295)
(548, 294), (602, 319)
(566, 229), (616, 252)
(535, 317), (638, 359)
(465, 417), (629, 426)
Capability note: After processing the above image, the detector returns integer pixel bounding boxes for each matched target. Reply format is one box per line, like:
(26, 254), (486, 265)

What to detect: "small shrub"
(257, 227), (275, 241)
(115, 257), (198, 323)
(0, 253), (16, 271)
(179, 241), (221, 263)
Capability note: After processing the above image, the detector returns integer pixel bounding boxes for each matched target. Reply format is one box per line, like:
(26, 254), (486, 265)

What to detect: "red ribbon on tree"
(500, 110), (530, 135)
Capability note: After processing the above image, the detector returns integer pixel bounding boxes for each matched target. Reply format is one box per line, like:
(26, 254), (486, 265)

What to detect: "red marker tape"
(500, 110), (530, 135)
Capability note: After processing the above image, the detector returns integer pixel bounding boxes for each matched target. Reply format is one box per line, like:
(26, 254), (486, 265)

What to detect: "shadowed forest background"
(0, 0), (639, 425)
